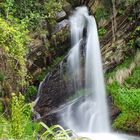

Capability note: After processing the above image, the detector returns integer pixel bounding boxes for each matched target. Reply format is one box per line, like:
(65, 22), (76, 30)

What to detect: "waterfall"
(60, 6), (110, 133)
(67, 7), (88, 91)
(60, 6), (140, 140)
(85, 16), (110, 132)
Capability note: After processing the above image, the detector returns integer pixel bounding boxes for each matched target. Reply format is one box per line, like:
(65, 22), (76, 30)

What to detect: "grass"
(107, 60), (140, 132)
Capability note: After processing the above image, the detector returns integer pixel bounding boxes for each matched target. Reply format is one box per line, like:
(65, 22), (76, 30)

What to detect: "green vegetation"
(0, 17), (29, 86)
(0, 93), (39, 139)
(107, 57), (140, 132)
(25, 85), (37, 101)
(0, 94), (71, 139)
(40, 122), (71, 140)
(108, 81), (140, 131)
(0, 0), (140, 138)
(0, 0), (69, 139)
(95, 7), (109, 22)
(0, 0), (65, 95)
(98, 27), (107, 37)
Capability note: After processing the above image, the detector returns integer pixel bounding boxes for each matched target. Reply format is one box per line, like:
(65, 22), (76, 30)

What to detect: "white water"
(77, 133), (139, 140)
(60, 6), (139, 140)
(61, 6), (110, 133)
(67, 7), (88, 91)
(85, 16), (110, 132)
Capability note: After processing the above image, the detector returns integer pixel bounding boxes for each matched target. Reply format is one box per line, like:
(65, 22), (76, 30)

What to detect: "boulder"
(62, 1), (72, 14)
(52, 19), (69, 34)
(56, 10), (67, 22)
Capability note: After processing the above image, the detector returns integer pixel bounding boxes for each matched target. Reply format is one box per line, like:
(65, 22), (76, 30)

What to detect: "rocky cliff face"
(27, 1), (72, 86)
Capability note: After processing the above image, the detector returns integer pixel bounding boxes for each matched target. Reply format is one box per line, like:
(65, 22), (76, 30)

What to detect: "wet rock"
(56, 10), (67, 22)
(27, 20), (70, 77)
(51, 19), (70, 47)
(53, 19), (69, 34)
(108, 96), (121, 121)
(62, 1), (72, 14)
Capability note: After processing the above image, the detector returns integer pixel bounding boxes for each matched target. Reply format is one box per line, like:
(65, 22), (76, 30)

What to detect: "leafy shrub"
(95, 7), (109, 22)
(0, 0), (64, 30)
(25, 85), (37, 101)
(0, 93), (40, 139)
(98, 27), (107, 37)
(0, 93), (71, 139)
(0, 17), (29, 87)
(108, 80), (140, 131)
(44, 0), (63, 24)
(40, 122), (71, 140)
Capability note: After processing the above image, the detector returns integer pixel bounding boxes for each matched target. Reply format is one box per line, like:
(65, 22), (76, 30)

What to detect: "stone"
(56, 10), (67, 22)
(51, 19), (70, 47)
(62, 1), (72, 14)
(53, 19), (69, 34)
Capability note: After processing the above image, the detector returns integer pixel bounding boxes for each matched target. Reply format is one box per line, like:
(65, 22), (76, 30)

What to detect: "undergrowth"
(0, 94), (71, 139)
(107, 56), (140, 132)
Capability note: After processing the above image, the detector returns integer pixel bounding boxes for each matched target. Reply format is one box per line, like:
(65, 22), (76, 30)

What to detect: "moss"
(0, 72), (5, 82)
(125, 66), (140, 88)
(107, 59), (140, 132)
(24, 85), (37, 102)
(95, 7), (109, 22)
(113, 112), (139, 132)
(98, 27), (107, 38)
(36, 68), (49, 82)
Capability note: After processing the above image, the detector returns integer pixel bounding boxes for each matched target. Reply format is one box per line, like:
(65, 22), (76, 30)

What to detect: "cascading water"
(61, 6), (110, 133)
(85, 15), (110, 132)
(60, 6), (139, 140)
(67, 7), (88, 91)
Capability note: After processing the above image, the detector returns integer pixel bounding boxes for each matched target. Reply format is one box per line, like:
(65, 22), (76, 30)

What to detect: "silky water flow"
(60, 6), (139, 140)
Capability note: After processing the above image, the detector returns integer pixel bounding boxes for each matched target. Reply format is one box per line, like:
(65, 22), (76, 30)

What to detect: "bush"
(95, 7), (109, 22)
(25, 85), (37, 101)
(0, 17), (29, 88)
(98, 27), (107, 37)
(0, 93), (71, 139)
(125, 66), (140, 88)
(108, 80), (140, 131)
(0, 93), (40, 139)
